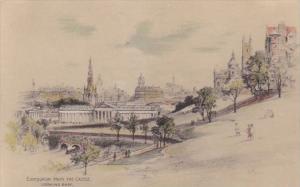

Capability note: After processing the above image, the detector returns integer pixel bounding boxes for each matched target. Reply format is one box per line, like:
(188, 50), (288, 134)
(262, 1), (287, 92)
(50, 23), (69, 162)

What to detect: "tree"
(37, 119), (49, 129)
(126, 113), (138, 142)
(203, 94), (217, 123)
(243, 51), (269, 96)
(194, 95), (205, 121)
(110, 112), (123, 141)
(269, 59), (290, 98)
(52, 98), (88, 108)
(173, 95), (195, 113)
(28, 119), (44, 142)
(22, 132), (38, 152)
(71, 144), (100, 175)
(184, 95), (194, 106)
(5, 116), (47, 152)
(4, 121), (19, 151)
(156, 116), (175, 146)
(140, 121), (149, 144)
(151, 126), (162, 148)
(222, 79), (244, 113)
(197, 87), (217, 122)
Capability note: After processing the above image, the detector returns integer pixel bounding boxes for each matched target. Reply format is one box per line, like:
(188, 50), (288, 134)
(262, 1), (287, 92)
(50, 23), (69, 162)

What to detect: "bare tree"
(269, 59), (290, 98)
(126, 113), (138, 142)
(110, 112), (123, 141)
(140, 121), (149, 144)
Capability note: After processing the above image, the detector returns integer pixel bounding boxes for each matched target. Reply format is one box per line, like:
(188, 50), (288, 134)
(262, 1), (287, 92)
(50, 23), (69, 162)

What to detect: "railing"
(49, 130), (181, 143)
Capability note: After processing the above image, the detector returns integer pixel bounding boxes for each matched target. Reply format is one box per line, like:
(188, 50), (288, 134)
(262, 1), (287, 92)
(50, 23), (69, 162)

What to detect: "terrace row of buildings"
(25, 102), (159, 124)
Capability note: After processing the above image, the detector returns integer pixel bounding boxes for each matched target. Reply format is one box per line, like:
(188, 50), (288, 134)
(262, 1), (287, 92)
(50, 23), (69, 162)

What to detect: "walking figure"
(234, 123), (240, 136)
(113, 152), (117, 161)
(247, 124), (254, 140)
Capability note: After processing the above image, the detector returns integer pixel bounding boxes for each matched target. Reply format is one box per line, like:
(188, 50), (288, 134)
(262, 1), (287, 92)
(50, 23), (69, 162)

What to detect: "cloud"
(65, 61), (79, 68)
(58, 18), (96, 36)
(221, 31), (235, 37)
(217, 41), (227, 45)
(123, 21), (200, 55)
(193, 47), (221, 53)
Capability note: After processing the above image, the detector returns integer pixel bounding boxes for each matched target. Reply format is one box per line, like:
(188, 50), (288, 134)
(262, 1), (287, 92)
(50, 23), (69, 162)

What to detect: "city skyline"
(1, 0), (300, 119)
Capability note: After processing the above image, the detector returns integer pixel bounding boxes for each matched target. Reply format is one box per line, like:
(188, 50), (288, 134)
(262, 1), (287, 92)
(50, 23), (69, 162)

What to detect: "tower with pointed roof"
(241, 36), (252, 75)
(227, 51), (240, 80)
(83, 58), (98, 105)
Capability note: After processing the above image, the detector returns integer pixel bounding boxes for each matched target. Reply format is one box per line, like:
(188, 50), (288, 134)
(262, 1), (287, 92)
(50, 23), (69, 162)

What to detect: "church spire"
(231, 50), (235, 60)
(32, 79), (36, 91)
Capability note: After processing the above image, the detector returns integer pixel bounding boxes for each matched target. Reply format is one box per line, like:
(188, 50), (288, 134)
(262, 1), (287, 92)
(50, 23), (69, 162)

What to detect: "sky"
(1, 0), (300, 120)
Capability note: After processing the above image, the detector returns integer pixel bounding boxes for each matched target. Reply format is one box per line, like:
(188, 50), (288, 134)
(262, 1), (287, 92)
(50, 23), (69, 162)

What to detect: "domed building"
(213, 51), (241, 92)
(134, 74), (164, 101)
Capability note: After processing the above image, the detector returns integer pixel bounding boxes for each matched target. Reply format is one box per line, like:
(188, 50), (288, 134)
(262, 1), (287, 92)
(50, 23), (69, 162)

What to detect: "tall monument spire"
(172, 75), (175, 84)
(87, 57), (93, 89)
(138, 73), (145, 88)
(83, 57), (98, 105)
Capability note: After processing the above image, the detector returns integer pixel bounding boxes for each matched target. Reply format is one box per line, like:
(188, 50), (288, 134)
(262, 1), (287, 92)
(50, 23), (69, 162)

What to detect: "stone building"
(59, 105), (94, 124)
(25, 107), (59, 122)
(134, 74), (164, 101)
(164, 76), (191, 98)
(113, 102), (159, 121)
(213, 51), (241, 92)
(58, 102), (159, 124)
(265, 23), (297, 64)
(241, 36), (253, 75)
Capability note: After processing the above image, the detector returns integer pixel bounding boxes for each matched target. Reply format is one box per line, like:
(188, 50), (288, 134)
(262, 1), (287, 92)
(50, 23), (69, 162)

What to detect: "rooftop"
(59, 105), (93, 111)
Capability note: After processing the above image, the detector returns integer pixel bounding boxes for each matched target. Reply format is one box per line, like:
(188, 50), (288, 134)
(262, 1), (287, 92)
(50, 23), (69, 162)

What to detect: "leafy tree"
(197, 87), (217, 122)
(156, 116), (175, 146)
(52, 98), (88, 108)
(194, 95), (205, 121)
(184, 95), (194, 105)
(71, 144), (100, 175)
(222, 79), (244, 113)
(4, 121), (19, 151)
(140, 121), (149, 144)
(37, 119), (49, 129)
(203, 94), (217, 123)
(151, 126), (162, 148)
(28, 119), (44, 142)
(22, 132), (38, 152)
(173, 95), (195, 112)
(243, 51), (269, 96)
(5, 116), (45, 152)
(110, 112), (123, 141)
(126, 113), (138, 142)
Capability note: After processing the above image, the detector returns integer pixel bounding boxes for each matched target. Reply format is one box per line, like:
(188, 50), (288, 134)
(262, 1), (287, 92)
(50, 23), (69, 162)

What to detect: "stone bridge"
(48, 130), (181, 151)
